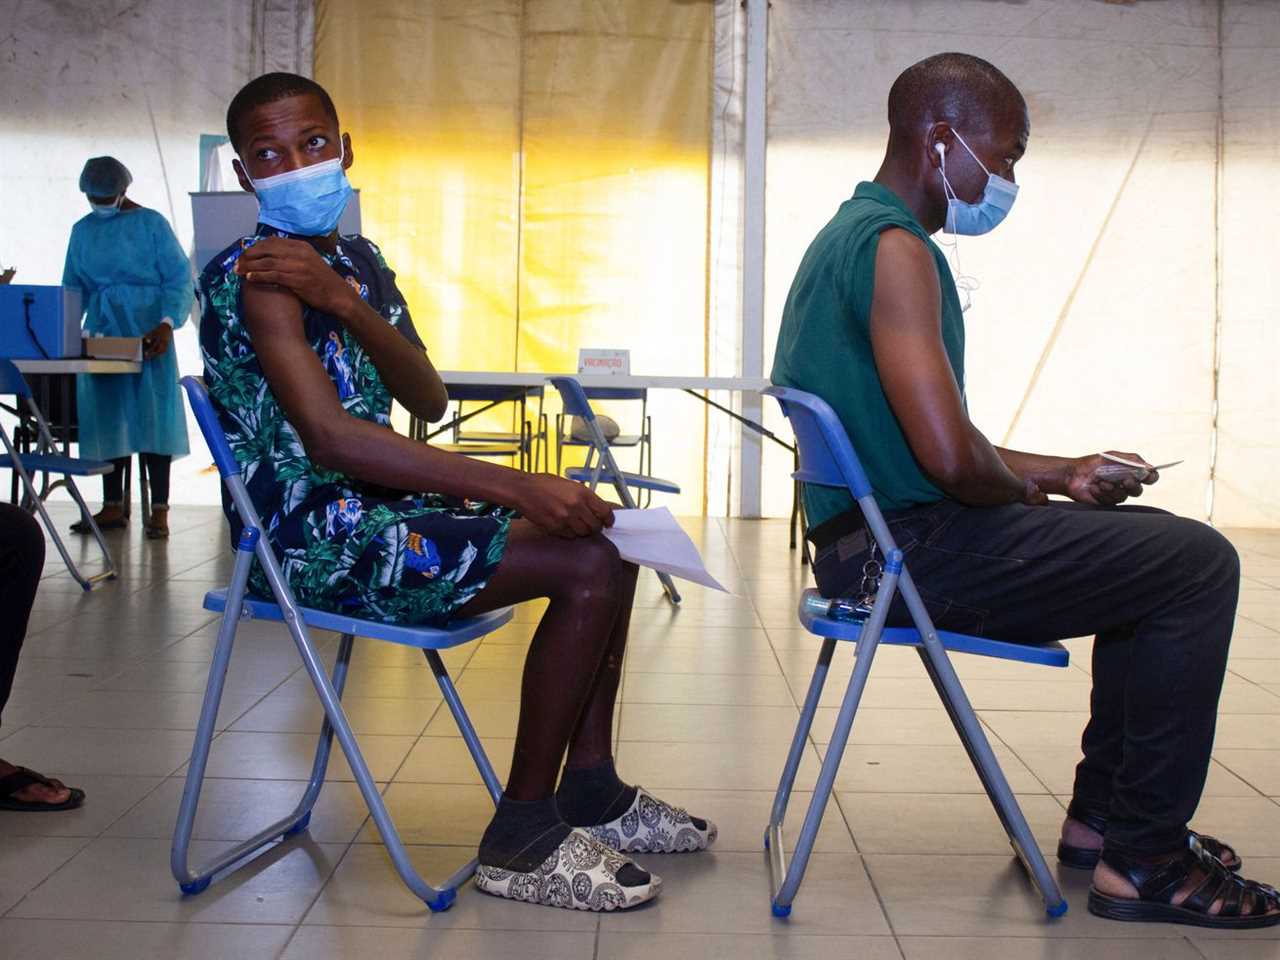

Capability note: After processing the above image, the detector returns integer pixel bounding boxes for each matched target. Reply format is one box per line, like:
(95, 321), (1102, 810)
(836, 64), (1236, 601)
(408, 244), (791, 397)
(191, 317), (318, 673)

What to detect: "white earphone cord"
(936, 144), (981, 312)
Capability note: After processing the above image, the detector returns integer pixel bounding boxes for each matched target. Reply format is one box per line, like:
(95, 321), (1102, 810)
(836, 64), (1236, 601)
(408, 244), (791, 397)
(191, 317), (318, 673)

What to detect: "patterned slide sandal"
(475, 828), (661, 911)
(587, 786), (717, 854)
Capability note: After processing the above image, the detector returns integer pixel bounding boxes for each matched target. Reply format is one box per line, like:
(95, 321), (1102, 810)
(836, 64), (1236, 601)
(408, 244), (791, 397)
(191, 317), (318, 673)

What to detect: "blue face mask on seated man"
(938, 130), (1018, 236)
(243, 141), (354, 237)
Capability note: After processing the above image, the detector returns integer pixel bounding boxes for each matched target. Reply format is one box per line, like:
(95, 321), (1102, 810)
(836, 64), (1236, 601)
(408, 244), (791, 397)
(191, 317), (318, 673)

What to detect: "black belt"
(807, 507), (868, 553)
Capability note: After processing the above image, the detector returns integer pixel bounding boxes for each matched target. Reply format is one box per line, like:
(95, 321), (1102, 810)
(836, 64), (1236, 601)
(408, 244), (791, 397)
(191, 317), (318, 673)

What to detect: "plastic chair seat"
(560, 433), (644, 448)
(799, 590), (1068, 666)
(564, 466), (679, 494)
(0, 453), (113, 476)
(456, 431), (526, 444)
(203, 588), (512, 650)
(431, 442), (522, 457)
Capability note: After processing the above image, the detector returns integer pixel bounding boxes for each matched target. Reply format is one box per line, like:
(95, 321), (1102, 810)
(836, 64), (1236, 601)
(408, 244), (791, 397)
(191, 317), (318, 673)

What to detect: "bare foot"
(0, 759), (71, 806)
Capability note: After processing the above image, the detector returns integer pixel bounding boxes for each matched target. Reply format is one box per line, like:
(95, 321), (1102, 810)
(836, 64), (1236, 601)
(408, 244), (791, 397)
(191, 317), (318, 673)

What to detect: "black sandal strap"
(1102, 837), (1279, 921)
(1221, 876), (1247, 917)
(0, 768), (41, 798)
(1197, 833), (1239, 867)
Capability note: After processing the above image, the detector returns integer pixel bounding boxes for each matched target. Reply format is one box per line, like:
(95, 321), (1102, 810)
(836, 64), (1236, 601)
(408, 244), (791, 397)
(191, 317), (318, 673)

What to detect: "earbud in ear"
(935, 143), (946, 158)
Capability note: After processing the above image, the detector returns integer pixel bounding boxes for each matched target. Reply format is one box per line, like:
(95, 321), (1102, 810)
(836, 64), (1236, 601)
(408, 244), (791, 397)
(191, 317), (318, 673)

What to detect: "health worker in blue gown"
(62, 156), (192, 539)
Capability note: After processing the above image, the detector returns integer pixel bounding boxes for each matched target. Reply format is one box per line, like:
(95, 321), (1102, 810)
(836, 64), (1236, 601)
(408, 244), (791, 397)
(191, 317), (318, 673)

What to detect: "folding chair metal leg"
(173, 541), (485, 912)
(290, 631), (357, 831)
(0, 426), (115, 590)
(256, 545), (470, 912)
(595, 451), (682, 605)
(172, 542), (261, 895)
(898, 569), (1068, 919)
(768, 558), (901, 917)
(34, 477), (115, 591)
(767, 636), (836, 844)
(425, 649), (503, 804)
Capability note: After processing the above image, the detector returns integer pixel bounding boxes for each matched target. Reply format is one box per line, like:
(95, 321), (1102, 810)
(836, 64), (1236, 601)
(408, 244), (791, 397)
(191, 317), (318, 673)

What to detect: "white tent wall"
(1, 0), (312, 507)
(3, 1), (1273, 523)
(759, 0), (1279, 527)
(1217, 2), (1280, 526)
(708, 0), (745, 517)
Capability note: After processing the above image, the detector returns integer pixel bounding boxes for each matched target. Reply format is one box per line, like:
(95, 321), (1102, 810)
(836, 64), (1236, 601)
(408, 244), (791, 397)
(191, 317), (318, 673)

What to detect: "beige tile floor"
(2, 505), (1280, 959)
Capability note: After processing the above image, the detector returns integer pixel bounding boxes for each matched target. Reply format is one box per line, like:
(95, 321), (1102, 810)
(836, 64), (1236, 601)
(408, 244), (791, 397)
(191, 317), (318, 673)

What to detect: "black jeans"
(103, 453), (171, 506)
(0, 503), (44, 731)
(811, 498), (1241, 857)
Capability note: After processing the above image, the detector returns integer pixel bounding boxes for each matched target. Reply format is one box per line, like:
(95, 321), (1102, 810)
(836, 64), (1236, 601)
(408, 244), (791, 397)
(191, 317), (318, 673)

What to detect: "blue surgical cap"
(79, 156), (132, 197)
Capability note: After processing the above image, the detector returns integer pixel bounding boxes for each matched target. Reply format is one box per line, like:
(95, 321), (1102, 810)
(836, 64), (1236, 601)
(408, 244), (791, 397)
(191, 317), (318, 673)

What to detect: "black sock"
(478, 795), (572, 872)
(556, 758), (639, 827)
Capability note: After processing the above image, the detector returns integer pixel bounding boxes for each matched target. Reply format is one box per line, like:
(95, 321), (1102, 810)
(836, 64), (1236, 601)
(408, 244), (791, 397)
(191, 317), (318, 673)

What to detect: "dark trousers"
(103, 453), (172, 506)
(0, 503), (44, 730)
(812, 498), (1241, 857)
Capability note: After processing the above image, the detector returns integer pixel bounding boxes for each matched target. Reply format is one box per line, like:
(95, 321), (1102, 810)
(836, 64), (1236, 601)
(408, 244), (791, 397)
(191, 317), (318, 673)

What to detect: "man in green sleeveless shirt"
(773, 53), (1276, 928)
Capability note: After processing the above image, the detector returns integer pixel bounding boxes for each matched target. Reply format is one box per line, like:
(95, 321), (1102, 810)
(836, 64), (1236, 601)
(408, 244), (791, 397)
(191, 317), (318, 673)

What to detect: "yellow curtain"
(315, 1), (522, 375)
(315, 0), (712, 513)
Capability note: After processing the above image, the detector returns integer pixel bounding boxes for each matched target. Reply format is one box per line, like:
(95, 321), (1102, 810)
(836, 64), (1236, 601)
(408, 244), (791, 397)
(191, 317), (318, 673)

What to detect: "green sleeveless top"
(771, 181), (966, 522)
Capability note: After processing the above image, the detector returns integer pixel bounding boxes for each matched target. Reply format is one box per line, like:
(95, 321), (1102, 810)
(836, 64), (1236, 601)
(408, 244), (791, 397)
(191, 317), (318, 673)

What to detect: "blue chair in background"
(172, 376), (511, 911)
(762, 385), (1069, 920)
(0, 358), (116, 590)
(549, 376), (682, 604)
(555, 384), (654, 504)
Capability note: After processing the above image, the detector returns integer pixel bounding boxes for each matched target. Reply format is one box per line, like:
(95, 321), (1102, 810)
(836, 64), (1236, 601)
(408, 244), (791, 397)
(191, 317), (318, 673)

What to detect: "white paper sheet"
(601, 507), (729, 593)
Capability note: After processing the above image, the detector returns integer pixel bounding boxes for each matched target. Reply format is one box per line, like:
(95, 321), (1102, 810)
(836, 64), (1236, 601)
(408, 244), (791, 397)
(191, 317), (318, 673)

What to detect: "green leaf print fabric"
(197, 226), (512, 626)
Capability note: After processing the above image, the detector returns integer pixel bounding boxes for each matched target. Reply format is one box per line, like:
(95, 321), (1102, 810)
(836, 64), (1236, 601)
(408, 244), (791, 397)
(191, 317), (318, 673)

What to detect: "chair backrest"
(181, 376), (242, 480)
(763, 385), (874, 500)
(0, 359), (32, 399)
(549, 376), (597, 421)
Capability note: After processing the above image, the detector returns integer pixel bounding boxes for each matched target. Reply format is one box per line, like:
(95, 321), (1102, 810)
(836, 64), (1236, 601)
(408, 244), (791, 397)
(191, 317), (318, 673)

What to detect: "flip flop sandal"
(474, 828), (661, 911)
(0, 767), (86, 812)
(584, 786), (717, 854)
(1088, 835), (1280, 929)
(1059, 807), (1241, 872)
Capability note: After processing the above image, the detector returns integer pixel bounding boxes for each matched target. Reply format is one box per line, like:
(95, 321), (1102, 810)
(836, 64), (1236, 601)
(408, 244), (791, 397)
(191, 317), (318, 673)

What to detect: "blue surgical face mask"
(243, 140), (353, 236)
(938, 130), (1018, 236)
(90, 195), (122, 218)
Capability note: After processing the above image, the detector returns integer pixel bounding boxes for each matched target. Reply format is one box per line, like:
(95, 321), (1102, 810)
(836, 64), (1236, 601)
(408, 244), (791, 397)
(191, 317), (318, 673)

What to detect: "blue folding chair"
(0, 358), (116, 590)
(555, 385), (654, 503)
(763, 385), (1069, 920)
(549, 376), (682, 604)
(171, 376), (511, 911)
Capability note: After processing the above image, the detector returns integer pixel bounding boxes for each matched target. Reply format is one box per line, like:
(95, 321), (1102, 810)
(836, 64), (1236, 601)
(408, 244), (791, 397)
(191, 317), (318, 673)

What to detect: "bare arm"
(236, 237), (449, 422)
(240, 280), (612, 537)
(868, 229), (1040, 507)
(997, 446), (1158, 506)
